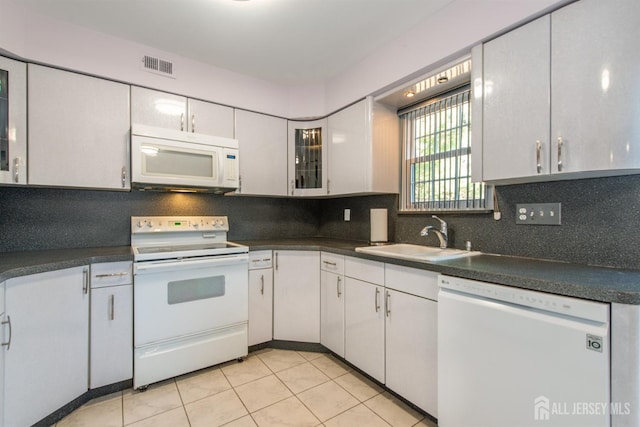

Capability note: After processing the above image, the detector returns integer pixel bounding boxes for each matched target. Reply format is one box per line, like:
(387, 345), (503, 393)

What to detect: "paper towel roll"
(370, 208), (388, 243)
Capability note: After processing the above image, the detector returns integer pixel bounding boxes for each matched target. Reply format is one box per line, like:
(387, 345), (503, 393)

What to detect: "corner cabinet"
(131, 86), (234, 138)
(327, 97), (399, 196)
(28, 65), (131, 190)
(0, 56), (27, 185)
(273, 251), (320, 342)
(3, 266), (89, 427)
(478, 0), (640, 184)
(235, 110), (288, 196)
(288, 119), (328, 197)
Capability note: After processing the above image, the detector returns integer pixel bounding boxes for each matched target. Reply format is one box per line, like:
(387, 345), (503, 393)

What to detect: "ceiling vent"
(141, 55), (175, 79)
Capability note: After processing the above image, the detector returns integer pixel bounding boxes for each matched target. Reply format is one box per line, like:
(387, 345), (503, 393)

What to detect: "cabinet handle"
(557, 137), (564, 172)
(95, 272), (129, 278)
(180, 113), (185, 131)
(109, 294), (115, 321)
(83, 269), (89, 294)
(1, 316), (12, 351)
(327, 179), (331, 195)
(385, 291), (391, 317)
(290, 180), (294, 196)
(375, 288), (380, 312)
(121, 167), (127, 188)
(238, 175), (242, 193)
(275, 252), (279, 271)
(536, 140), (542, 174)
(13, 158), (19, 183)
(323, 260), (337, 267)
(336, 276), (342, 298)
(260, 274), (265, 295)
(192, 114), (195, 133)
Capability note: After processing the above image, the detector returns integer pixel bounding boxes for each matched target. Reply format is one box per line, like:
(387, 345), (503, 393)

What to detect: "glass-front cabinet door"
(0, 56), (27, 185)
(287, 119), (328, 196)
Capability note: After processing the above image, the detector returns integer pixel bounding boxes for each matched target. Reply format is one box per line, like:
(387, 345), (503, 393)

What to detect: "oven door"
(133, 254), (248, 346)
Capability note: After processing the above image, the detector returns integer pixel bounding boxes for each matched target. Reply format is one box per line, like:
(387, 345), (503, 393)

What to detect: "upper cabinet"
(288, 118), (328, 197)
(235, 110), (288, 196)
(328, 97), (399, 196)
(131, 86), (234, 138)
(477, 0), (640, 184)
(0, 56), (27, 185)
(28, 65), (131, 190)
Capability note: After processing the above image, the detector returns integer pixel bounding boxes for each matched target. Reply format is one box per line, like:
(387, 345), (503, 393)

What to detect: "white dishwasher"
(438, 275), (610, 427)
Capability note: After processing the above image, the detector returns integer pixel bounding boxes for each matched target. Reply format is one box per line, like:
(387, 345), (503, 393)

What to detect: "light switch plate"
(516, 203), (561, 225)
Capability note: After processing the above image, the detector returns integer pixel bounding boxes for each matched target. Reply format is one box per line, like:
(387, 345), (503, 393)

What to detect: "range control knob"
(146, 221), (154, 228)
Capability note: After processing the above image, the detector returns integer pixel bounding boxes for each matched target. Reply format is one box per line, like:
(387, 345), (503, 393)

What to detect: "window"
(400, 86), (489, 212)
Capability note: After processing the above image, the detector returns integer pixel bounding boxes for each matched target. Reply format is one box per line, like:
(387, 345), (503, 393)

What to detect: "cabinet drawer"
(91, 262), (132, 288)
(385, 264), (438, 300)
(321, 252), (344, 274)
(345, 256), (384, 285)
(250, 250), (273, 270)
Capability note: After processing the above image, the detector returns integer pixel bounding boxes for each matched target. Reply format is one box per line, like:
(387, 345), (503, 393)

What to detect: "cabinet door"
(273, 251), (320, 342)
(551, 0), (640, 174)
(4, 267), (89, 427)
(131, 86), (187, 130)
(0, 281), (4, 427)
(186, 98), (234, 137)
(235, 110), (288, 196)
(344, 277), (385, 383)
(482, 15), (551, 181)
(0, 56), (27, 185)
(28, 65), (131, 189)
(328, 99), (367, 195)
(90, 284), (133, 388)
(385, 289), (438, 416)
(320, 270), (344, 357)
(287, 119), (328, 197)
(248, 268), (273, 346)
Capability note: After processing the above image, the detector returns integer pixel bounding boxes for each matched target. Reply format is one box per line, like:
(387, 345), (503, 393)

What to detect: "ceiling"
(20, 0), (455, 86)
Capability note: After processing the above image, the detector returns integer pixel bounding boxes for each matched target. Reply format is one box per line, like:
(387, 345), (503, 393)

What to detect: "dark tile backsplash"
(2, 174), (640, 269)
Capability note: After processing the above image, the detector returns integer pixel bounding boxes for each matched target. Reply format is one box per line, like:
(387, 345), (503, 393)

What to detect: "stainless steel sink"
(355, 243), (479, 262)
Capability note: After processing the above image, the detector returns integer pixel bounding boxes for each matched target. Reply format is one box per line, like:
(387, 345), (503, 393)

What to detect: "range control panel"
(131, 216), (229, 233)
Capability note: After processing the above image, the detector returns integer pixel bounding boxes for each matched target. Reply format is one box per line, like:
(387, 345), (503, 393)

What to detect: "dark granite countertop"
(2, 239), (640, 304)
(236, 238), (640, 305)
(0, 246), (133, 283)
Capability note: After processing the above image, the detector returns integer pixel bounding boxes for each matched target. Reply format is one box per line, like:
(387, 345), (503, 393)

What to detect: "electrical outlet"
(516, 203), (561, 225)
(344, 209), (351, 221)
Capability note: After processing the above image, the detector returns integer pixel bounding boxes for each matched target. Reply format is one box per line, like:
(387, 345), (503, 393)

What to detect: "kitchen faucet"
(420, 215), (448, 249)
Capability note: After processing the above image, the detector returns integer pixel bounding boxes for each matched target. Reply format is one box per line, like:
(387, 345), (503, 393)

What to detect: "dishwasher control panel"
(438, 275), (609, 323)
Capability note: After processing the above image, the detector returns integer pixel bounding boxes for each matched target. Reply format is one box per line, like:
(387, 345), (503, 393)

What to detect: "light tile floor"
(55, 349), (437, 427)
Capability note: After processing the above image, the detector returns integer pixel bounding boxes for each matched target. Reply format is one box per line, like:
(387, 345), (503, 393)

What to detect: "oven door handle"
(134, 255), (248, 274)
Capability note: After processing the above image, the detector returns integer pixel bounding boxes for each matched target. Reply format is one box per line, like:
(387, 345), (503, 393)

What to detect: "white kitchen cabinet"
(288, 119), (328, 197)
(248, 251), (274, 346)
(28, 65), (130, 190)
(479, 0), (640, 183)
(90, 262), (133, 389)
(344, 257), (385, 383)
(0, 56), (27, 185)
(550, 0), (640, 175)
(235, 110), (288, 196)
(4, 266), (89, 427)
(481, 15), (550, 182)
(0, 281), (4, 427)
(327, 97), (399, 195)
(384, 264), (438, 416)
(320, 252), (345, 356)
(131, 86), (234, 137)
(273, 251), (320, 342)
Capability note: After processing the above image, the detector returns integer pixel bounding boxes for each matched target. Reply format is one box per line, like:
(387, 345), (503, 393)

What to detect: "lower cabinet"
(90, 262), (133, 389)
(0, 281), (4, 427)
(4, 266), (89, 427)
(344, 257), (386, 383)
(273, 251), (320, 342)
(248, 251), (274, 346)
(320, 252), (345, 357)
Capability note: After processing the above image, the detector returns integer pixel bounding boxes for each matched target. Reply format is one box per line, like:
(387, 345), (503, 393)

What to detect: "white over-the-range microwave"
(131, 124), (239, 193)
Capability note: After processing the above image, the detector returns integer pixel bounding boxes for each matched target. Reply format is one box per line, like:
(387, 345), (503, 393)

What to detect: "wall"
(0, 187), (319, 252)
(318, 174), (640, 270)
